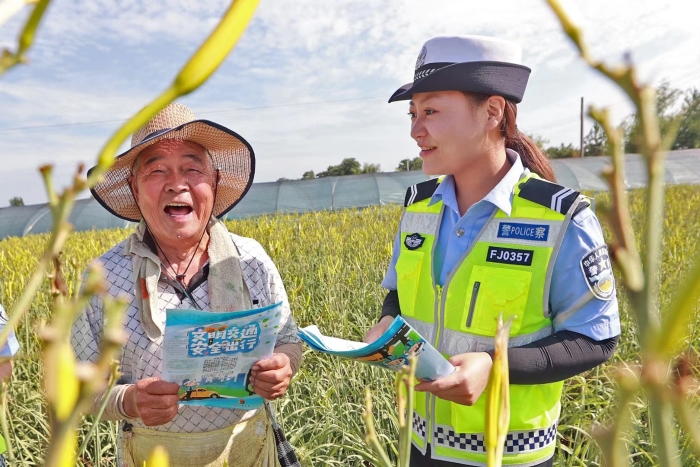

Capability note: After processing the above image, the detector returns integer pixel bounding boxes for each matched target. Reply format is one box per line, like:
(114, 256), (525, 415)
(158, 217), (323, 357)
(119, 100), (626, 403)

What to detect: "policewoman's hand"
(364, 315), (394, 343)
(250, 353), (292, 400)
(123, 377), (181, 426)
(414, 352), (493, 406)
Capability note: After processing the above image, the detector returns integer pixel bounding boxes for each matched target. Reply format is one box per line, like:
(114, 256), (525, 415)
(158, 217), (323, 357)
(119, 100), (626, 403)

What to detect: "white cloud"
(1, 0), (699, 207)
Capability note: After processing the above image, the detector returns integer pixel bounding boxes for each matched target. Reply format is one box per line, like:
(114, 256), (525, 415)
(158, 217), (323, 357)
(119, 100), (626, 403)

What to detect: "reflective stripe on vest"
(395, 172), (578, 466)
(411, 412), (558, 456)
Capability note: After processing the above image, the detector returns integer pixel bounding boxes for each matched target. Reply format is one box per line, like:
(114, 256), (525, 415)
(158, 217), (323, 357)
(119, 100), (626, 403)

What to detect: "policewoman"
(365, 36), (620, 466)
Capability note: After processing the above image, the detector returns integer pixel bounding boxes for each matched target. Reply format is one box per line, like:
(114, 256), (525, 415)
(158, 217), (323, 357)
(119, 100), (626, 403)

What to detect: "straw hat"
(389, 35), (531, 103)
(89, 103), (255, 222)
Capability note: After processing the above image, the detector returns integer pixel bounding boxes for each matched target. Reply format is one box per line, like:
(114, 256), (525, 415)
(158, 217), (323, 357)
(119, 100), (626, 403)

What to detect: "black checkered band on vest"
(412, 412), (427, 440)
(432, 423), (557, 454)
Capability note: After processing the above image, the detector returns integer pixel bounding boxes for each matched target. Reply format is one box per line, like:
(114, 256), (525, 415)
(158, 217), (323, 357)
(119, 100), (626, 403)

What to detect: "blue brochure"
(299, 316), (454, 381)
(162, 302), (283, 409)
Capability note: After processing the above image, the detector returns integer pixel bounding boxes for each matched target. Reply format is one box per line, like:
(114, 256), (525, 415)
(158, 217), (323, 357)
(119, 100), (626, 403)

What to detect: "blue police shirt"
(0, 304), (20, 358)
(382, 150), (620, 341)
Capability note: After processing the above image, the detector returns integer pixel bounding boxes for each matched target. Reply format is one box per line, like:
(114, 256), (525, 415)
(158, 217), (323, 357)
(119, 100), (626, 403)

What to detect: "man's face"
(130, 139), (215, 246)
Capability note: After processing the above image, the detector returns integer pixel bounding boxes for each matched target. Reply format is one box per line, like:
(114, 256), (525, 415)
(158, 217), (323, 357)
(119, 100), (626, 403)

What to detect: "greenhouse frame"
(1, 150), (699, 239)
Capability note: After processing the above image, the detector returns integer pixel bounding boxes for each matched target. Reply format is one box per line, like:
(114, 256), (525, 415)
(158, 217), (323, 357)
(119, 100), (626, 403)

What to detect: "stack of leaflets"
(299, 316), (454, 381)
(162, 302), (283, 409)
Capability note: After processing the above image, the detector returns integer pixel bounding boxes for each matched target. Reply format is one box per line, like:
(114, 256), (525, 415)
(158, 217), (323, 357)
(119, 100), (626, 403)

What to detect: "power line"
(0, 118), (126, 133)
(0, 96), (385, 134)
(199, 96), (384, 115)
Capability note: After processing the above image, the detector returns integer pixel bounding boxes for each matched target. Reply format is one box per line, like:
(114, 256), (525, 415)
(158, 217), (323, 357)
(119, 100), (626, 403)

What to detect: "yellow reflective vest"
(395, 171), (586, 466)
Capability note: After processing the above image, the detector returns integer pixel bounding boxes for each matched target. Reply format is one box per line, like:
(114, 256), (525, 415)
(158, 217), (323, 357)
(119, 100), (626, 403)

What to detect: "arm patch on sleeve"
(580, 245), (615, 301)
(404, 178), (439, 206)
(518, 178), (580, 215)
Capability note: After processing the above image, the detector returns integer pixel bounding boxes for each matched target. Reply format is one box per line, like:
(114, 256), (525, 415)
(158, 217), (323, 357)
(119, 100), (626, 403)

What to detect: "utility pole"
(580, 97), (584, 158)
(406, 160), (410, 171)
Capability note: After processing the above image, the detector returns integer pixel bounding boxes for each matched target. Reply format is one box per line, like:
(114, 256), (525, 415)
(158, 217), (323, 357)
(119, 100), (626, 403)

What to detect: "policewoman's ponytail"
(467, 93), (556, 183)
(502, 101), (556, 182)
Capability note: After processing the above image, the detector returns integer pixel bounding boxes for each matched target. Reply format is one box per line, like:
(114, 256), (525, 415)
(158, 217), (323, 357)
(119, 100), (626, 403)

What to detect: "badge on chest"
(404, 233), (426, 250)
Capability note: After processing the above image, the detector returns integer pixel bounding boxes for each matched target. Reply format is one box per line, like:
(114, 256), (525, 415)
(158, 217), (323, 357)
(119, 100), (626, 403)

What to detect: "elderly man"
(71, 103), (302, 467)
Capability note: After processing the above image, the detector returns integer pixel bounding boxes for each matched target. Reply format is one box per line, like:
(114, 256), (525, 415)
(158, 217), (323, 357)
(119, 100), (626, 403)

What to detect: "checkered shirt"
(71, 233), (300, 433)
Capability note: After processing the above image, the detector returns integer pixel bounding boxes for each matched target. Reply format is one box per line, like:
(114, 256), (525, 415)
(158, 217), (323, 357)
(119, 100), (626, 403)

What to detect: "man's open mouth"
(164, 203), (193, 216)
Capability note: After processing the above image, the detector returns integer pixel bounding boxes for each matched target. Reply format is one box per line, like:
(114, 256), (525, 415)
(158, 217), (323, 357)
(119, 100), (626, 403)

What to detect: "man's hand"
(250, 353), (293, 400)
(364, 316), (394, 343)
(123, 377), (180, 426)
(415, 352), (493, 406)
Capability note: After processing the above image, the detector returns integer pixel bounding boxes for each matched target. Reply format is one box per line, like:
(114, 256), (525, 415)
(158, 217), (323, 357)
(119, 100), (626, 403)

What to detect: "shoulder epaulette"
(518, 178), (580, 215)
(404, 178), (439, 207)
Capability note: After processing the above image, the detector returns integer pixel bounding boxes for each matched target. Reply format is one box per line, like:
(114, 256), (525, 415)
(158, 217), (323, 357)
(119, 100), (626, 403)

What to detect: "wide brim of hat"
(88, 120), (255, 222)
(388, 61), (531, 104)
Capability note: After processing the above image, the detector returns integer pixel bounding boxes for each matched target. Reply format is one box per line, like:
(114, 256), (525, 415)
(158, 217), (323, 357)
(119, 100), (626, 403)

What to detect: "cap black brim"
(388, 61), (531, 104)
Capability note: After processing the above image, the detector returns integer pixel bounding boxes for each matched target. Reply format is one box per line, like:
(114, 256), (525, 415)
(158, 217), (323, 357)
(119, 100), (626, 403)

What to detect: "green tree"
(526, 133), (549, 151)
(674, 88), (700, 149)
(583, 121), (610, 157)
(301, 170), (315, 180)
(395, 157), (423, 172)
(624, 81), (682, 153)
(546, 143), (579, 159)
(9, 196), (24, 206)
(317, 157), (362, 177)
(362, 163), (381, 173)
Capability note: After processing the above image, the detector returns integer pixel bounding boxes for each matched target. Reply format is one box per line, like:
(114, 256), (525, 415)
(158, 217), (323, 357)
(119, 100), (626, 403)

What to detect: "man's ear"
(128, 175), (139, 202)
(486, 95), (506, 131)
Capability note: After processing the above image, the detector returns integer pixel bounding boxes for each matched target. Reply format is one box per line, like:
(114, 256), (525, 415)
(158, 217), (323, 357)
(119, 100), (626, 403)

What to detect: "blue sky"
(1, 0), (698, 206)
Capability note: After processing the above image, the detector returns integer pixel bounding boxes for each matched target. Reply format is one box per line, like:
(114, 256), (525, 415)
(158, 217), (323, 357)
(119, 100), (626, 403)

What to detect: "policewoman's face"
(130, 140), (215, 247)
(408, 91), (492, 176)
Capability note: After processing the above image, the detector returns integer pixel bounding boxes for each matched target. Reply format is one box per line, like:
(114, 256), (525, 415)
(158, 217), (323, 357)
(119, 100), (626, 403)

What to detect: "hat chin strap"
(213, 168), (220, 217)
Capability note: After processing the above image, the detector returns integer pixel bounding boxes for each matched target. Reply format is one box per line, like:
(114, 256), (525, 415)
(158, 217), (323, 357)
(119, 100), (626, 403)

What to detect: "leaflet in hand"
(162, 302), (282, 409)
(299, 316), (454, 381)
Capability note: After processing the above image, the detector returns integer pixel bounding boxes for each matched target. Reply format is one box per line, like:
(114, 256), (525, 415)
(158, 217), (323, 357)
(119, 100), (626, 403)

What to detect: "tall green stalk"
(0, 0), (261, 464)
(363, 356), (418, 467)
(546, 1), (700, 465)
(0, 0), (52, 76)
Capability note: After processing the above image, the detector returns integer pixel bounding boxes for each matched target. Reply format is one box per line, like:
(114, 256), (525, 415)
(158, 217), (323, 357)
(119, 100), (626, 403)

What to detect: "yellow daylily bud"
(485, 314), (512, 467)
(43, 339), (79, 422)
